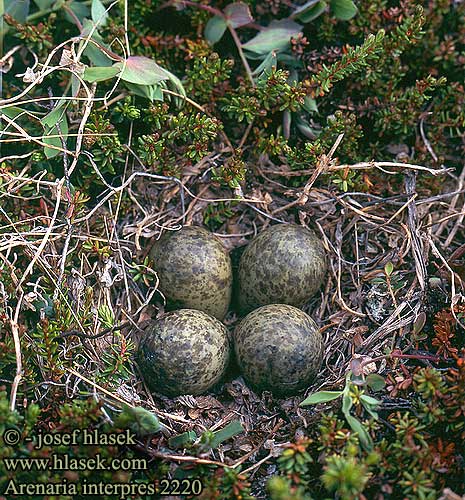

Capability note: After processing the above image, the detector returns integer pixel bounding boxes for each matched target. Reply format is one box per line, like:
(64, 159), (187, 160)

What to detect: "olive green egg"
(234, 304), (323, 396)
(136, 309), (231, 397)
(150, 226), (233, 320)
(237, 224), (327, 315)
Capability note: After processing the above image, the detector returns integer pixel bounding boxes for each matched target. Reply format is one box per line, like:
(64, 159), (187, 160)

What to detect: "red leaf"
(224, 2), (253, 28)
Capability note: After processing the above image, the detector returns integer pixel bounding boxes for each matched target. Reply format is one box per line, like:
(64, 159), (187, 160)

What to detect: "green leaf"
(209, 420), (244, 449)
(32, 293), (54, 318)
(360, 394), (381, 407)
(97, 304), (114, 328)
(124, 82), (164, 101)
(384, 261), (394, 276)
(168, 431), (197, 449)
(277, 52), (303, 66)
(33, 0), (54, 9)
(81, 19), (113, 66)
(115, 56), (170, 86)
(302, 96), (318, 113)
(252, 51), (278, 78)
(41, 102), (69, 158)
(5, 0), (30, 22)
(91, 0), (108, 27)
(295, 115), (319, 140)
(342, 390), (353, 416)
(66, 0), (89, 23)
(115, 405), (161, 437)
(83, 43), (113, 66)
(205, 2), (253, 44)
(345, 414), (373, 450)
(293, 0), (327, 23)
(42, 115), (68, 159)
(330, 0), (357, 20)
(366, 374), (386, 391)
(363, 405), (379, 421)
(413, 311), (427, 334)
(292, 0), (320, 15)
(43, 127), (67, 158)
(123, 62), (184, 103)
(224, 2), (253, 28)
(300, 390), (343, 406)
(242, 19), (302, 55)
(40, 102), (67, 128)
(0, 106), (26, 120)
(160, 67), (186, 98)
(83, 65), (120, 82)
(71, 74), (81, 97)
(204, 15), (227, 44)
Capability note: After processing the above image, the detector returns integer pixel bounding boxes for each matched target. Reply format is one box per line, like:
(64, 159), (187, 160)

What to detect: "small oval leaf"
(91, 0), (108, 27)
(242, 19), (302, 55)
(366, 374), (386, 391)
(300, 390), (343, 406)
(224, 2), (253, 28)
(384, 261), (394, 276)
(204, 16), (228, 44)
(346, 414), (373, 450)
(413, 311), (427, 334)
(5, 0), (30, 22)
(83, 66), (120, 82)
(330, 0), (357, 20)
(293, 0), (327, 23)
(360, 394), (381, 407)
(115, 56), (171, 85)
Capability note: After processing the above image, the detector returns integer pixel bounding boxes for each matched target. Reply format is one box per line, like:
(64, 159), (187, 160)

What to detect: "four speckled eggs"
(138, 224), (327, 397)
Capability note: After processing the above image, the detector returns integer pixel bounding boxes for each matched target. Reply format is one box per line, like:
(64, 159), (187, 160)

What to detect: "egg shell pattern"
(237, 224), (327, 314)
(150, 226), (233, 320)
(234, 304), (323, 396)
(137, 309), (231, 396)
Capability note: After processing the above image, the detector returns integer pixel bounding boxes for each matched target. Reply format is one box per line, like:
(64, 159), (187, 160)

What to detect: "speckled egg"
(234, 304), (323, 396)
(150, 226), (232, 320)
(136, 309), (231, 396)
(237, 224), (327, 314)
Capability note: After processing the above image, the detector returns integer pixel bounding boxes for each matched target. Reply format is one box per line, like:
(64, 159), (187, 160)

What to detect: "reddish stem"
(177, 0), (223, 17)
(391, 350), (441, 363)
